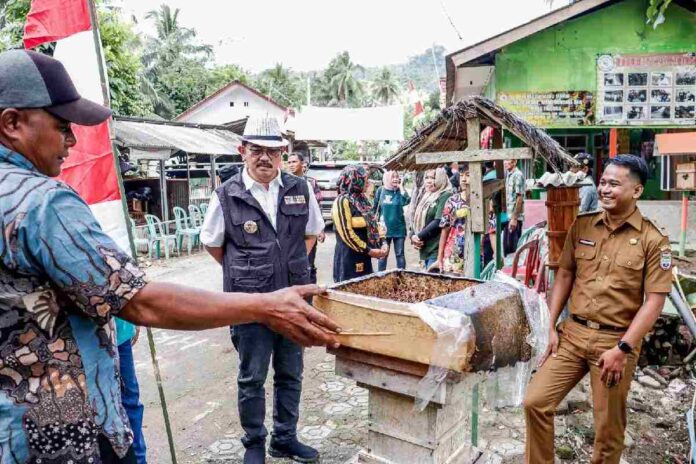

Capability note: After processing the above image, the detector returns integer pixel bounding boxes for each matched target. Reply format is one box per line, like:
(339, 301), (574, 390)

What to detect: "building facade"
(446, 0), (695, 199)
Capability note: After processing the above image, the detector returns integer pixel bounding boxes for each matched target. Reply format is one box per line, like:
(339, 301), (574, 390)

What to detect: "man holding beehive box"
(524, 155), (672, 464)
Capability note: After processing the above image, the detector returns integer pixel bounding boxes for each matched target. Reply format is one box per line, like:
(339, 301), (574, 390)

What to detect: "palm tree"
(327, 52), (364, 106)
(371, 68), (400, 105)
(141, 5), (212, 77)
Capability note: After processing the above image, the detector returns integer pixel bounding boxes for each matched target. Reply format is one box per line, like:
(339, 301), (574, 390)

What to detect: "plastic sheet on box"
(412, 271), (549, 410)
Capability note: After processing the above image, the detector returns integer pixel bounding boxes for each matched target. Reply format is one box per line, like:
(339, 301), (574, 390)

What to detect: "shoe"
(268, 439), (319, 463)
(243, 446), (266, 464)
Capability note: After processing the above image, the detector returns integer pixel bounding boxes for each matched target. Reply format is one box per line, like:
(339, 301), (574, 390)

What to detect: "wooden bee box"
(313, 270), (530, 373)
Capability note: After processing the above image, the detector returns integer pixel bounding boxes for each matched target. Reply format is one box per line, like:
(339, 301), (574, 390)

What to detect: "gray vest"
(216, 171), (311, 294)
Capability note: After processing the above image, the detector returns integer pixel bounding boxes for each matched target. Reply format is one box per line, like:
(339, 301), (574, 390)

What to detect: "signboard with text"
(498, 91), (594, 127)
(596, 53), (695, 125)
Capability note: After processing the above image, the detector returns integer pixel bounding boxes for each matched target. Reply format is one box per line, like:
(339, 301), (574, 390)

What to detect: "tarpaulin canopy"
(113, 119), (242, 156)
(293, 105), (404, 142)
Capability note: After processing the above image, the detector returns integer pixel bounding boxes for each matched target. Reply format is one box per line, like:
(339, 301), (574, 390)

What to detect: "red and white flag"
(408, 81), (424, 120)
(24, 0), (132, 255)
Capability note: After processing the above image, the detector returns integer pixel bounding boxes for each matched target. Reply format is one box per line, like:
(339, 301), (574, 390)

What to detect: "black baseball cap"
(0, 49), (111, 126)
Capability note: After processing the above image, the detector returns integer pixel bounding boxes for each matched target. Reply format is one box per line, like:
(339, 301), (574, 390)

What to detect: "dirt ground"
(133, 231), (694, 463)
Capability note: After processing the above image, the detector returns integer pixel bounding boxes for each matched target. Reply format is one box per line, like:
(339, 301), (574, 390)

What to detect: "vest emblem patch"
(244, 221), (258, 234)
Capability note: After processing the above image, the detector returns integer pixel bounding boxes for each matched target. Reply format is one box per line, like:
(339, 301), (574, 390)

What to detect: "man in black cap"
(571, 152), (599, 213)
(0, 49), (338, 464)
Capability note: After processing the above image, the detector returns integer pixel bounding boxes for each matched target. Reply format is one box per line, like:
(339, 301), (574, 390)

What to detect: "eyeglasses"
(247, 147), (282, 158)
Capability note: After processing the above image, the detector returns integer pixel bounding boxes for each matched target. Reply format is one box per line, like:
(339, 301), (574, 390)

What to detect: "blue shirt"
(0, 145), (146, 462)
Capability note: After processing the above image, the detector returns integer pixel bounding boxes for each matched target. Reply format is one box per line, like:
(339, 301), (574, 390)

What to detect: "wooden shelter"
(384, 96), (580, 274)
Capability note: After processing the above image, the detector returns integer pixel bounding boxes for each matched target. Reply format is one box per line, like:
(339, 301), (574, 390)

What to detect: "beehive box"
(313, 270), (531, 373)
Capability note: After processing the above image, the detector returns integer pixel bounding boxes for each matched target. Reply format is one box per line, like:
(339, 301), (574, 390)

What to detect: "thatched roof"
(383, 96), (578, 172)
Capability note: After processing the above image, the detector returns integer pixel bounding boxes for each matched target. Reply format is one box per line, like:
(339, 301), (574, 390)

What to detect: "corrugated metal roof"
(114, 119), (241, 155)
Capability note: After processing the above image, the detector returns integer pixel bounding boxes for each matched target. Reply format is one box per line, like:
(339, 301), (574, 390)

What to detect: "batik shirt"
(439, 193), (469, 273)
(0, 145), (147, 463)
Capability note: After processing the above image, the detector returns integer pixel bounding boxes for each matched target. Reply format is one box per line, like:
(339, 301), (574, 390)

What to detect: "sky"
(119, 0), (565, 73)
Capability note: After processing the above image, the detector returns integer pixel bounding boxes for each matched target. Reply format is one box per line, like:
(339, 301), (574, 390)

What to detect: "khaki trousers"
(523, 319), (638, 464)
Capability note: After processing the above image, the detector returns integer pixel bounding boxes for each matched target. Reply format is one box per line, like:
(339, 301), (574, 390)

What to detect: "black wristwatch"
(617, 340), (633, 354)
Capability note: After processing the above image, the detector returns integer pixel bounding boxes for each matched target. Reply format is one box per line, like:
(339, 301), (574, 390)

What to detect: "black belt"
(571, 315), (626, 332)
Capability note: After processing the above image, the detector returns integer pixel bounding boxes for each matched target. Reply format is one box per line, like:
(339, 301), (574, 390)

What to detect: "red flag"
(408, 81), (424, 119)
(23, 0), (91, 49)
(60, 123), (120, 204)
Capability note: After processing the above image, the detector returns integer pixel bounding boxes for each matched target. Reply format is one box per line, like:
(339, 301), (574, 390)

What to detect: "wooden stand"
(332, 348), (483, 464)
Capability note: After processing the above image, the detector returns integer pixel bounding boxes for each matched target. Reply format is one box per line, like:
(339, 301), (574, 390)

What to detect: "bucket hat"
(242, 115), (289, 148)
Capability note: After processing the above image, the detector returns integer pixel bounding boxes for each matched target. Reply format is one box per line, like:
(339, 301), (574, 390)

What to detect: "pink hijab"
(382, 171), (399, 191)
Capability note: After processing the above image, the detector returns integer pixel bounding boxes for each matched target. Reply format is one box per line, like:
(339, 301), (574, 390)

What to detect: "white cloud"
(122, 0), (562, 72)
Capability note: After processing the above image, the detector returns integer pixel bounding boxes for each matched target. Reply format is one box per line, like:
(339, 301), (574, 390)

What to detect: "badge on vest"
(244, 221), (258, 234)
(578, 239), (595, 247)
(284, 195), (306, 205)
(660, 249), (672, 270)
(356, 262), (365, 273)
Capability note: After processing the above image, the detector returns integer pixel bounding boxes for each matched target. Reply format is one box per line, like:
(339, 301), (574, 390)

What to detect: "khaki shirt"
(559, 208), (672, 328)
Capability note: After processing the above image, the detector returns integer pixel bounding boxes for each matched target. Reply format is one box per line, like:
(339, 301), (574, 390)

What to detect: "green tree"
(370, 67), (400, 105)
(100, 11), (153, 116)
(325, 51), (364, 107)
(141, 4), (213, 117)
(207, 64), (251, 92)
(0, 0), (30, 51)
(255, 63), (305, 108)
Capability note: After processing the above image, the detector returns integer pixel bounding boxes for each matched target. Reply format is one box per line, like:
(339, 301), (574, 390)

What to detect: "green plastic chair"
(129, 217), (150, 255)
(480, 260), (496, 281)
(173, 207), (200, 255)
(144, 214), (179, 259)
(188, 204), (203, 228)
(199, 202), (208, 216)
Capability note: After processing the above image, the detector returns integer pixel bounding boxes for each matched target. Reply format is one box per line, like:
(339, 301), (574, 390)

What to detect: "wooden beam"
(467, 119), (485, 233)
(482, 179), (505, 199)
(416, 147), (532, 165)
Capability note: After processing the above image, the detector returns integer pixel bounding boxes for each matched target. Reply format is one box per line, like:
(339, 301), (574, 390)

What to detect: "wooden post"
(465, 117), (482, 448)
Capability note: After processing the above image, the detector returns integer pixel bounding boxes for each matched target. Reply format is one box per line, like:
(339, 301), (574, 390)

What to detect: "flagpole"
(85, 2), (179, 463)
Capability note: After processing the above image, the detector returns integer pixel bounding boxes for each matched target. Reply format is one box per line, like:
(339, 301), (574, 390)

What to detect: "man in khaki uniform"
(524, 155), (672, 464)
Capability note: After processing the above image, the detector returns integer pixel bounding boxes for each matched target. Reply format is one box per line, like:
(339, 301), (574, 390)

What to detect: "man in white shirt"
(201, 116), (324, 464)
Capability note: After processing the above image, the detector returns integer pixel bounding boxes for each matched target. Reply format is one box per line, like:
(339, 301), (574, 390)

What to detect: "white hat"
(242, 115), (289, 148)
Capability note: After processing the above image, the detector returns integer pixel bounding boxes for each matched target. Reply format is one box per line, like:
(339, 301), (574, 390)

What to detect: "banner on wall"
(596, 53), (696, 126)
(497, 91), (594, 127)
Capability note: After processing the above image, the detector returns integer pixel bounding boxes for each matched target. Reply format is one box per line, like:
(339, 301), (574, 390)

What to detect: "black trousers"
(502, 220), (524, 255)
(231, 323), (303, 448)
(99, 435), (137, 464)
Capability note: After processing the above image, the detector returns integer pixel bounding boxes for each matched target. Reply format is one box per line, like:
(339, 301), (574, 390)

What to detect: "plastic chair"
(144, 214), (179, 259)
(502, 238), (541, 288)
(199, 202), (208, 216)
(129, 217), (150, 255)
(188, 204), (203, 228)
(480, 260), (496, 281)
(173, 207), (200, 255)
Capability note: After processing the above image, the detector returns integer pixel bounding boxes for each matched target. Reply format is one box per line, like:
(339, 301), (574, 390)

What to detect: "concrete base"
(335, 353), (480, 464)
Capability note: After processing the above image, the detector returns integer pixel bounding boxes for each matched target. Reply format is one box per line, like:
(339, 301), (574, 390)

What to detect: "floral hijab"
(337, 165), (381, 247)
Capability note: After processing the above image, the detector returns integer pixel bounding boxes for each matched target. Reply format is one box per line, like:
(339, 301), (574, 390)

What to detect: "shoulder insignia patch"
(660, 249), (672, 270)
(646, 218), (669, 237)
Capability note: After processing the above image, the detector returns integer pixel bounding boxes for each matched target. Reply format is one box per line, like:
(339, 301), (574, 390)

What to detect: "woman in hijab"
(332, 165), (388, 282)
(372, 170), (410, 271)
(410, 167), (452, 270)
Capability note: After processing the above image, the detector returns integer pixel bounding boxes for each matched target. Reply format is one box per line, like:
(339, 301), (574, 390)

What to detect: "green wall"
(495, 0), (695, 93)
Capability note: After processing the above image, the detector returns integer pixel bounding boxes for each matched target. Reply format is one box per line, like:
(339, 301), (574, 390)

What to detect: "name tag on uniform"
(284, 195), (306, 205)
(579, 239), (595, 247)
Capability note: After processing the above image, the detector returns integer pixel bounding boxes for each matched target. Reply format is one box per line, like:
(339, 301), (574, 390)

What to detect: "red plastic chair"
(502, 238), (541, 288)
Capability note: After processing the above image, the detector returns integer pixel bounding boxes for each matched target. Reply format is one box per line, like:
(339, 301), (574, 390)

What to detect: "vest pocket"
(229, 262), (274, 288)
(288, 257), (310, 285)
